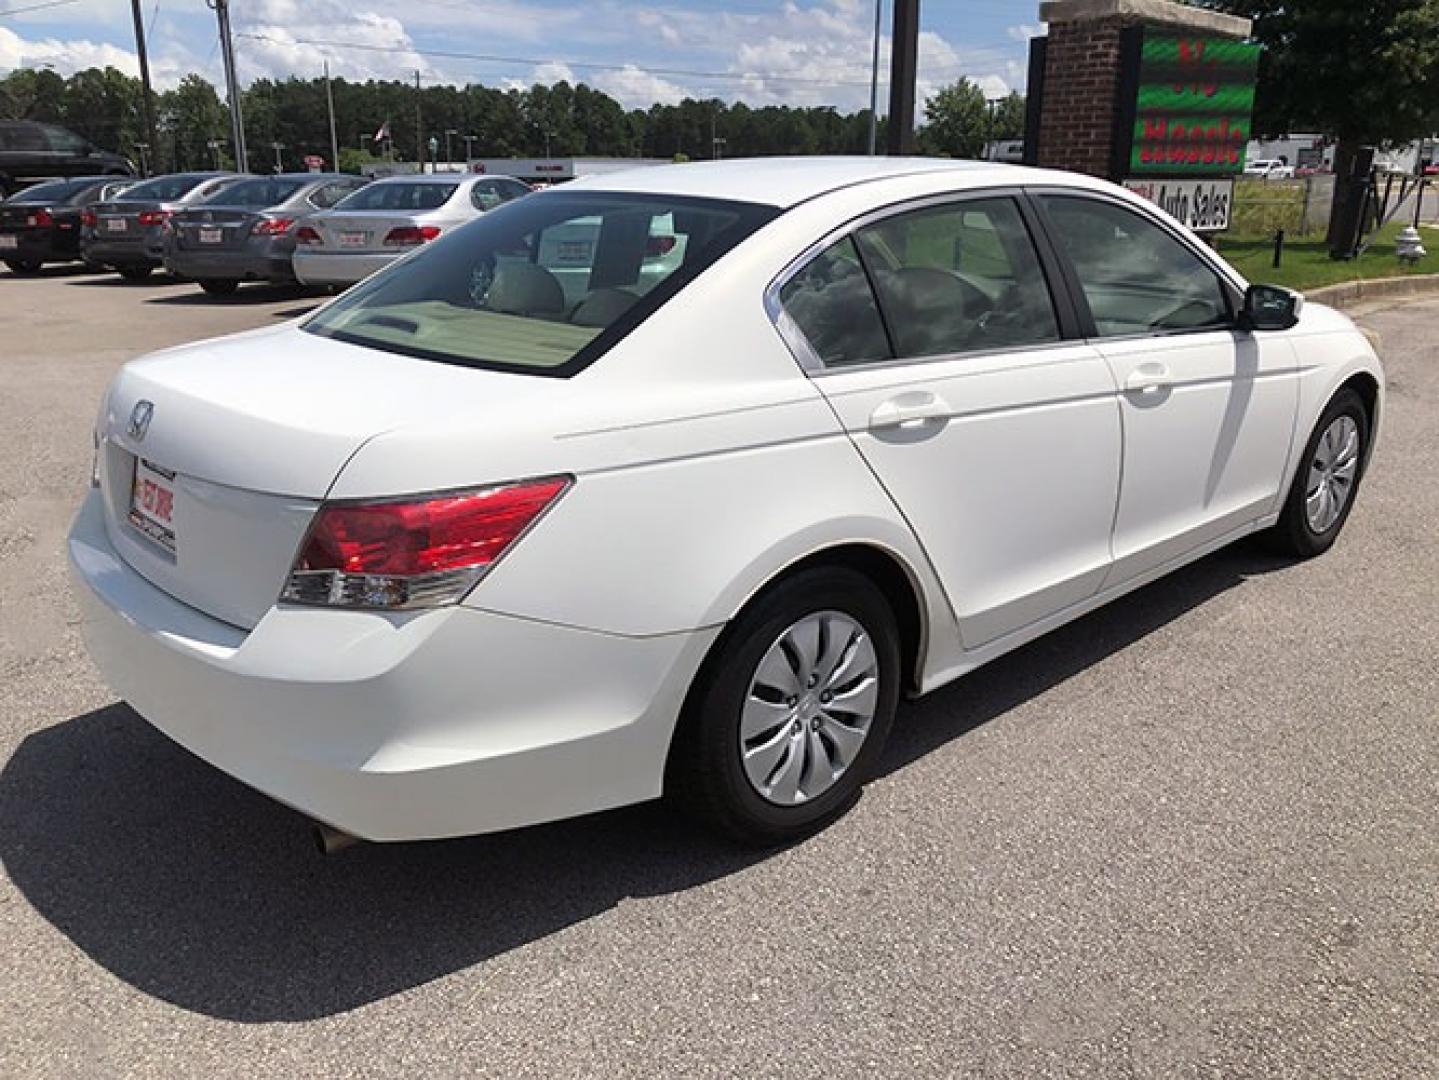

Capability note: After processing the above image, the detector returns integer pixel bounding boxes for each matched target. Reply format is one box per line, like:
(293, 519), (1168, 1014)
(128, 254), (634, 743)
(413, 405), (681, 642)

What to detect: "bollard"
(1272, 228), (1285, 269)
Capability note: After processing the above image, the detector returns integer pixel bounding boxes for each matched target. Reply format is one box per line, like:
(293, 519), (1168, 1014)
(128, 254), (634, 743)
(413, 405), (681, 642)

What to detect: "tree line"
(0, 65), (1026, 174)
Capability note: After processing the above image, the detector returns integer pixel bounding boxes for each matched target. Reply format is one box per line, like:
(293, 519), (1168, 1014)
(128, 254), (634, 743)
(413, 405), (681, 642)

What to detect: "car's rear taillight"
(252, 217), (295, 236)
(138, 209), (171, 227)
(81, 208), (97, 228)
(280, 476), (571, 610)
(294, 225), (322, 245)
(383, 225), (441, 246)
(26, 208), (53, 228)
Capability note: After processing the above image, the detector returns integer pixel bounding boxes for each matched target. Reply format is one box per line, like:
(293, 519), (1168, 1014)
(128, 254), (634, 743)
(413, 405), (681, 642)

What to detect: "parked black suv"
(0, 121), (134, 196)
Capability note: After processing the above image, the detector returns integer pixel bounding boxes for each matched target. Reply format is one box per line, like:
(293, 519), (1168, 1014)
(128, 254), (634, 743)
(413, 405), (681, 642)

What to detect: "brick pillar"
(1033, 0), (1252, 179)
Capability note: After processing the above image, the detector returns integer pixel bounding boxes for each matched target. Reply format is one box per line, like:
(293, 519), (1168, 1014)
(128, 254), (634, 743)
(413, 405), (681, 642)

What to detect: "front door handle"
(868, 392), (951, 431)
(1125, 363), (1173, 397)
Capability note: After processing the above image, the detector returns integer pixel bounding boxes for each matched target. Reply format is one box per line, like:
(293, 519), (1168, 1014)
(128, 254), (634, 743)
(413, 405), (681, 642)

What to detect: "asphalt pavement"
(1, 267), (1435, 1078)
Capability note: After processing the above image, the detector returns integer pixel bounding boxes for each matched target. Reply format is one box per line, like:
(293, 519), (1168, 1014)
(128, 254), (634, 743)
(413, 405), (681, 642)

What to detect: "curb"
(1305, 273), (1439, 312)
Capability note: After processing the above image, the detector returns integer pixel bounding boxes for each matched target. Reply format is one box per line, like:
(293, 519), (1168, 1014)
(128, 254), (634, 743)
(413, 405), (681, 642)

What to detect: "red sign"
(303, 155), (325, 168)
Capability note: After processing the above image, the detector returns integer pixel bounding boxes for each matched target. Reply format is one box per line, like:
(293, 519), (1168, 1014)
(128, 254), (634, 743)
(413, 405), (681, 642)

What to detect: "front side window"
(778, 237), (892, 368)
(305, 191), (777, 376)
(855, 197), (1060, 358)
(43, 126), (89, 154)
(1040, 195), (1231, 337)
(333, 182), (457, 212)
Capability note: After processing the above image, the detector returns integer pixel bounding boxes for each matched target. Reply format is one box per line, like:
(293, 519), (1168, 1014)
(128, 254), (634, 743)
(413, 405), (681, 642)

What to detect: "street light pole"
(444, 129), (458, 171)
(867, 0), (883, 155)
(270, 142), (285, 173)
(325, 60), (340, 173)
(209, 0), (247, 172)
(128, 0), (159, 176)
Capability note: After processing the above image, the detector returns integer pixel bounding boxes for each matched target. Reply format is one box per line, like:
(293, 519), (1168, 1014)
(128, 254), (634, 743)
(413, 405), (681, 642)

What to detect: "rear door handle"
(1125, 363), (1173, 397)
(869, 392), (951, 431)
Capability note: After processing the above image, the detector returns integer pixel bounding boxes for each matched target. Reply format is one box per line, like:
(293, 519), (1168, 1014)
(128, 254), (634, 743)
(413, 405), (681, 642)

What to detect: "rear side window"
(334, 182), (457, 212)
(0, 123), (45, 151)
(305, 191), (777, 376)
(43, 126), (88, 154)
(5, 178), (91, 203)
(1039, 195), (1231, 336)
(855, 197), (1060, 357)
(778, 237), (892, 368)
(470, 180), (506, 211)
(309, 180), (362, 208)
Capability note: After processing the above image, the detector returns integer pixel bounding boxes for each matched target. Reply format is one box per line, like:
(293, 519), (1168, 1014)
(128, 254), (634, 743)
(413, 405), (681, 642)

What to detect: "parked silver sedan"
(81, 172), (243, 280)
(163, 173), (369, 295)
(292, 173), (530, 287)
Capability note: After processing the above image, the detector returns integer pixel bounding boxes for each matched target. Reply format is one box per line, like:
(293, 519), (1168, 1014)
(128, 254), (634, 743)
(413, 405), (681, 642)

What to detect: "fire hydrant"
(1395, 225), (1427, 266)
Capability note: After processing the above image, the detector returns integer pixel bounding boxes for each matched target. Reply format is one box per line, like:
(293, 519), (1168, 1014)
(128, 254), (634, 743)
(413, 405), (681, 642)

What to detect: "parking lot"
(1, 268), (1436, 1077)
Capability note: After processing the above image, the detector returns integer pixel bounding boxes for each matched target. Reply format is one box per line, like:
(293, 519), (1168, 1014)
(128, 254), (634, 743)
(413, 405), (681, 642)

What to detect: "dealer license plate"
(129, 459), (177, 554)
(0, 235), (16, 250)
(105, 217), (127, 233)
(339, 231), (368, 248)
(199, 227), (223, 244)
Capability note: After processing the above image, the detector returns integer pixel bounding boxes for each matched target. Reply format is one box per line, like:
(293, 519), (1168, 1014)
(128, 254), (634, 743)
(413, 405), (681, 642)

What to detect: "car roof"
(561, 156), (1095, 208)
(368, 174), (468, 185)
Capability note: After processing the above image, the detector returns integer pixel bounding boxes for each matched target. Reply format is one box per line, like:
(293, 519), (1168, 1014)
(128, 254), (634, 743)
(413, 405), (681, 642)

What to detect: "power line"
(0, 0), (81, 19)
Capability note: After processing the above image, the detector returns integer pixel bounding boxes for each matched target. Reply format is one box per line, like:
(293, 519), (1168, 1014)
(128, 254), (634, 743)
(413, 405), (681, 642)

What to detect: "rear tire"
(117, 265), (153, 281)
(5, 259), (42, 275)
(1263, 388), (1369, 558)
(199, 278), (239, 296)
(666, 566), (901, 846)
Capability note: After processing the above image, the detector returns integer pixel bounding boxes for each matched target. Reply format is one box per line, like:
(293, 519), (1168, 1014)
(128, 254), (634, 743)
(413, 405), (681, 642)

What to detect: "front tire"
(1265, 388), (1369, 558)
(199, 278), (239, 296)
(666, 566), (901, 846)
(117, 265), (153, 281)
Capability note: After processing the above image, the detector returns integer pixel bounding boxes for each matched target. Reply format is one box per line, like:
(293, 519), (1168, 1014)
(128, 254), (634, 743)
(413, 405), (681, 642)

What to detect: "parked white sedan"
(291, 172), (529, 287)
(70, 158), (1382, 849)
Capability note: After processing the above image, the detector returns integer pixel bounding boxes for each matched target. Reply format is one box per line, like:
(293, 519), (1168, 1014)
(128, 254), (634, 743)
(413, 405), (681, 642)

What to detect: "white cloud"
(1007, 23), (1044, 43)
(232, 2), (448, 84)
(0, 26), (139, 78)
(592, 64), (688, 108)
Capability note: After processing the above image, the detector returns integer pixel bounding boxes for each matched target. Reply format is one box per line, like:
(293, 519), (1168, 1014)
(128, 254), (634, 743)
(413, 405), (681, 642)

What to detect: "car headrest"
(570, 288), (639, 327)
(486, 262), (565, 316)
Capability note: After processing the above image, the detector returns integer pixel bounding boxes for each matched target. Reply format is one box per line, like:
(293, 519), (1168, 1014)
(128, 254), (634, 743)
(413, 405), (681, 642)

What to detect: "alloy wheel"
(1305, 414), (1360, 534)
(739, 611), (879, 806)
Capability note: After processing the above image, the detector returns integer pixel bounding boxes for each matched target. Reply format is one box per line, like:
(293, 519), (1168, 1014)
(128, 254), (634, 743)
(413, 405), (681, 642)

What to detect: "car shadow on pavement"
(144, 284), (320, 307)
(0, 541), (1291, 1023)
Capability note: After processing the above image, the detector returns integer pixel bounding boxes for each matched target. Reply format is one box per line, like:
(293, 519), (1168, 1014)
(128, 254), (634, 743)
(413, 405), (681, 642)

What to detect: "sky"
(0, 0), (1045, 112)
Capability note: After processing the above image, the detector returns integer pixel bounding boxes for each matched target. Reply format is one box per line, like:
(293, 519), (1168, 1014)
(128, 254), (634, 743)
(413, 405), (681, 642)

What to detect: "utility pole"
(867, 0), (883, 155)
(415, 70), (425, 173)
(210, 0), (247, 171)
(463, 133), (477, 163)
(885, 0), (919, 156)
(128, 0), (159, 176)
(325, 61), (340, 173)
(445, 129), (458, 171)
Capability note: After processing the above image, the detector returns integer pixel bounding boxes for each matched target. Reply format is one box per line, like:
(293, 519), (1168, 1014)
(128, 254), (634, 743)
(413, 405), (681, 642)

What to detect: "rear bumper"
(83, 237), (158, 267)
(0, 229), (77, 263)
(165, 248), (295, 282)
(292, 248), (397, 286)
(67, 488), (715, 841)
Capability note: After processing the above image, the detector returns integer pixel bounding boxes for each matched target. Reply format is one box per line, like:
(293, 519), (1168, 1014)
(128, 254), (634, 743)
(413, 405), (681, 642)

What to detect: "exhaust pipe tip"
(312, 821), (360, 856)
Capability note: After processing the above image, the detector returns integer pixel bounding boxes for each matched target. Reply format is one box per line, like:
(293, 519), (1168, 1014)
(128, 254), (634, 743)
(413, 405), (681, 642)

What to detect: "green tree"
(1202, 0), (1439, 237)
(918, 78), (989, 158)
(159, 74), (228, 171)
(991, 91), (1027, 141)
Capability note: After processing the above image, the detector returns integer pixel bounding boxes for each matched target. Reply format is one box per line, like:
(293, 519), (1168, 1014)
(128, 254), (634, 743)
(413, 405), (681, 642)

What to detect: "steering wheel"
(467, 253), (498, 307)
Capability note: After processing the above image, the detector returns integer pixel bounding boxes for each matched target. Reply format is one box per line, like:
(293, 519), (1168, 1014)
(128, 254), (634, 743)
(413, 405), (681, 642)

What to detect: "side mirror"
(1241, 283), (1303, 331)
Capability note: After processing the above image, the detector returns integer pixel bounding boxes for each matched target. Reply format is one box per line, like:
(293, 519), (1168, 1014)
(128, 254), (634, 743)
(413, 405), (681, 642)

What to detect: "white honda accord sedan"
(69, 158), (1383, 848)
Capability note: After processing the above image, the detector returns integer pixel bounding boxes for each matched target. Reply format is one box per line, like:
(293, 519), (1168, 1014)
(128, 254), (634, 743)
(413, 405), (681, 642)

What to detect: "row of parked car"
(0, 169), (534, 294)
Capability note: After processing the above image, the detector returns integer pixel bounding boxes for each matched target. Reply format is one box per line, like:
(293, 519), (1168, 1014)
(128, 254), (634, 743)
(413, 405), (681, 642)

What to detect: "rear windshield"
(201, 177), (307, 208)
(305, 191), (778, 377)
(5, 179), (93, 204)
(333, 182), (458, 212)
(119, 174), (215, 202)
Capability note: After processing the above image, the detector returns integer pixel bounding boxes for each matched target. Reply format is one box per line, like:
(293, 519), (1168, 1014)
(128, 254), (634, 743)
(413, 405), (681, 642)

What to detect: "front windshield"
(120, 174), (214, 202)
(305, 191), (778, 376)
(202, 177), (307, 207)
(333, 182), (457, 212)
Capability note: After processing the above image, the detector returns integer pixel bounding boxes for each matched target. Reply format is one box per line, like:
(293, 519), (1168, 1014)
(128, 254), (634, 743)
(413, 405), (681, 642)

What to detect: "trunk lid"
(171, 207), (265, 251)
(310, 210), (433, 253)
(98, 322), (565, 629)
